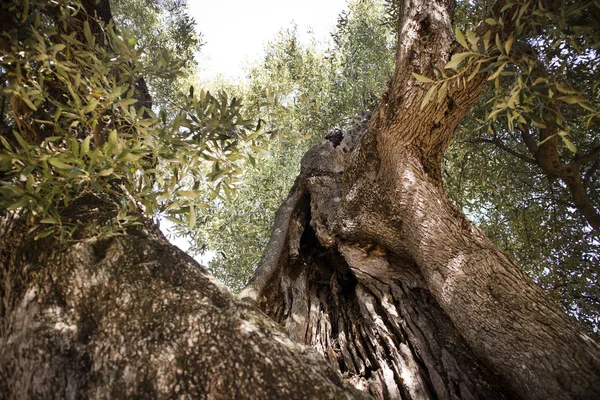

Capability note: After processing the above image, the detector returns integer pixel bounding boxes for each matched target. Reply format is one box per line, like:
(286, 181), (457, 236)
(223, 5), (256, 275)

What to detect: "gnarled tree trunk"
(241, 1), (600, 399)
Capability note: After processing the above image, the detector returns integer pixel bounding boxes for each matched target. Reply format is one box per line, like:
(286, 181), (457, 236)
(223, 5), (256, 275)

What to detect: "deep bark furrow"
(251, 179), (519, 399)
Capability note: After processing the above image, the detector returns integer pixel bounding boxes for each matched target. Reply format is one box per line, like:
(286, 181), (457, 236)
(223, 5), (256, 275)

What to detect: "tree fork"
(245, 0), (600, 398)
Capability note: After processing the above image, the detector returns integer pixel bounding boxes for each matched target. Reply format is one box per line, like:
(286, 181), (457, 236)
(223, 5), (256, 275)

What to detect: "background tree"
(185, 0), (396, 292)
(109, 0), (202, 107)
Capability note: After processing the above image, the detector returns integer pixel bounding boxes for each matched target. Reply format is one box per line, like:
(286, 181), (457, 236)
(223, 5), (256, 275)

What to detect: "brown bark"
(528, 123), (600, 231)
(243, 115), (600, 399)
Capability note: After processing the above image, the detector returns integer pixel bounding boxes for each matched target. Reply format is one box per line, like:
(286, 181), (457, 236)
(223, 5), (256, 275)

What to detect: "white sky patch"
(188, 0), (348, 80)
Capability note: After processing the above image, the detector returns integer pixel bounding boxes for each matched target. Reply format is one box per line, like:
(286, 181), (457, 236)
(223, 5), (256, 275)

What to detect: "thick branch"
(519, 126), (539, 155)
(574, 145), (600, 167)
(370, 0), (518, 183)
(562, 173), (600, 230)
(584, 159), (599, 188)
(0, 208), (365, 399)
(519, 123), (600, 230)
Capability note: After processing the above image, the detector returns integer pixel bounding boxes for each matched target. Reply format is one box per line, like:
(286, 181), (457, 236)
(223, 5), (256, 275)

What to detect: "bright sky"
(188, 0), (348, 80)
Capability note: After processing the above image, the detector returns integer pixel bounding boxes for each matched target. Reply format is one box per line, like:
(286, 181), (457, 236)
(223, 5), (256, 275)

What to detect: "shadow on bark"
(252, 187), (518, 399)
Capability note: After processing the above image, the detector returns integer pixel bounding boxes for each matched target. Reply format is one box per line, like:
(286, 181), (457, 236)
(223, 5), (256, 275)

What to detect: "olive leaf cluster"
(415, 0), (599, 152)
(0, 0), (256, 239)
(109, 0), (203, 108)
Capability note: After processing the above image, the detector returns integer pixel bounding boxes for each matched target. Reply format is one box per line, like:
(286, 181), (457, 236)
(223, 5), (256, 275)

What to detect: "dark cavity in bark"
(255, 189), (518, 400)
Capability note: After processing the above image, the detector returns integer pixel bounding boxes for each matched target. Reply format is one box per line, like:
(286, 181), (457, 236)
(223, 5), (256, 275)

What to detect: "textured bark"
(243, 1), (600, 399)
(242, 127), (520, 399)
(0, 202), (366, 399)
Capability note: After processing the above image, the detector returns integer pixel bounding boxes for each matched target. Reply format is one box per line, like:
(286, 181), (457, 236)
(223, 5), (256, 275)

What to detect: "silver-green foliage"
(110, 0), (202, 107)
(0, 0), (255, 239)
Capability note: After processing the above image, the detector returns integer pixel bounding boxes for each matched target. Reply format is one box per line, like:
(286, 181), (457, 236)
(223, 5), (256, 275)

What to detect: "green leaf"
(26, 174), (34, 192)
(83, 99), (100, 114)
(97, 168), (114, 176)
(586, 114), (597, 128)
(412, 72), (435, 83)
(488, 63), (506, 81)
(108, 130), (118, 147)
(556, 96), (588, 104)
(118, 98), (138, 108)
(34, 228), (55, 240)
(438, 82), (448, 102)
(483, 31), (492, 50)
(177, 190), (199, 199)
(12, 131), (30, 149)
(467, 61), (482, 81)
(561, 136), (577, 153)
(555, 83), (577, 95)
(118, 152), (143, 162)
(466, 31), (478, 48)
(33, 54), (49, 62)
(0, 136), (12, 150)
(421, 85), (437, 110)
(20, 95), (37, 111)
(579, 102), (596, 112)
(7, 197), (28, 211)
(485, 18), (497, 26)
(40, 217), (60, 224)
(505, 34), (514, 55)
(455, 28), (469, 49)
(188, 205), (196, 229)
(70, 138), (80, 158)
(445, 52), (475, 70)
(537, 134), (556, 146)
(48, 158), (73, 169)
(48, 44), (66, 52)
(81, 136), (91, 155)
(83, 21), (94, 46)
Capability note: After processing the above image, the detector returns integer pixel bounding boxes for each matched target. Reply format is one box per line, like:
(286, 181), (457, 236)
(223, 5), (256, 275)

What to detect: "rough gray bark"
(242, 111), (600, 400)
(242, 118), (521, 399)
(0, 201), (366, 399)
